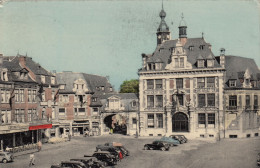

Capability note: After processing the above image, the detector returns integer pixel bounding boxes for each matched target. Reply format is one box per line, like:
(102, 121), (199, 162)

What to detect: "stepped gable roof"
(145, 38), (220, 70)
(224, 55), (260, 88)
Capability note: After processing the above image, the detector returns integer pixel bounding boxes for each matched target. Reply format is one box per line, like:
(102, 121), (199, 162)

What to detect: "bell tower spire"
(178, 13), (187, 45)
(156, 0), (171, 45)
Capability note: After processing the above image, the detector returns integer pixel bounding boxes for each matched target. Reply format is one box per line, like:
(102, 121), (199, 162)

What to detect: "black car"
(51, 161), (87, 168)
(144, 141), (170, 151)
(70, 157), (104, 168)
(85, 151), (117, 166)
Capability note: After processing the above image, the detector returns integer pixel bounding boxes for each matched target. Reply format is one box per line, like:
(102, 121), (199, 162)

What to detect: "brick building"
(0, 54), (58, 150)
(55, 72), (114, 137)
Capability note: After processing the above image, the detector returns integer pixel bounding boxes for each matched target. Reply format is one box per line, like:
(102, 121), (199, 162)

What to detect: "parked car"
(85, 151), (117, 166)
(70, 157), (104, 168)
(0, 151), (14, 163)
(144, 141), (170, 151)
(157, 136), (180, 146)
(51, 161), (87, 168)
(115, 146), (130, 156)
(96, 142), (122, 151)
(170, 135), (188, 143)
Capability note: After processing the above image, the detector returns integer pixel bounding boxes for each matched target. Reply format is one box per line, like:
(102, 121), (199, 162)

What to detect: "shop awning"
(29, 124), (52, 130)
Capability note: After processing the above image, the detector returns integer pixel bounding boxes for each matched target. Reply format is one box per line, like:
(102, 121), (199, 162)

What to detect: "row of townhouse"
(138, 6), (260, 139)
(0, 54), (58, 150)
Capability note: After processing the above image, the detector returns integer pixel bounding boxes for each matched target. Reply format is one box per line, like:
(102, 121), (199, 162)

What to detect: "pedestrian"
(119, 151), (123, 161)
(29, 154), (35, 167)
(37, 141), (42, 152)
(68, 133), (71, 141)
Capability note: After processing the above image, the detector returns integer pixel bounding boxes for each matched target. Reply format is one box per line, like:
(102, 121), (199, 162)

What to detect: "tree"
(119, 79), (139, 93)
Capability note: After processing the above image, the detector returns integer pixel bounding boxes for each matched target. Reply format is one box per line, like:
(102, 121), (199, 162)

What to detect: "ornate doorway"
(172, 112), (188, 132)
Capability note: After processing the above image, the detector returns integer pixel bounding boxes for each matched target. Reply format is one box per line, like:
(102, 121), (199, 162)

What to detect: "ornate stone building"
(139, 6), (234, 139)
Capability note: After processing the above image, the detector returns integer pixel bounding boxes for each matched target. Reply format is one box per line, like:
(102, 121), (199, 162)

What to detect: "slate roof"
(142, 38), (220, 71)
(56, 72), (113, 94)
(224, 55), (260, 88)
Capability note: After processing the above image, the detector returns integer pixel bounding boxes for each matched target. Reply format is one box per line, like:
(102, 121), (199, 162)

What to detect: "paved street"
(1, 135), (259, 168)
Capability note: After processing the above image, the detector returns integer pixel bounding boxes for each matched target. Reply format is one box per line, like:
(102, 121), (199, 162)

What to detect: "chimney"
(220, 48), (225, 68)
(142, 53), (148, 69)
(0, 54), (3, 66)
(19, 56), (26, 67)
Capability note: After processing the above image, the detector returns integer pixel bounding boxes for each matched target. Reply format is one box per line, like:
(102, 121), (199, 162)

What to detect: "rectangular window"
(132, 118), (137, 129)
(1, 90), (5, 103)
(15, 109), (19, 122)
(42, 92), (45, 102)
(198, 94), (206, 107)
(198, 60), (204, 68)
(63, 95), (68, 102)
(254, 95), (258, 109)
(174, 58), (179, 68)
(32, 90), (36, 102)
(52, 91), (55, 100)
(52, 108), (55, 119)
(59, 108), (65, 115)
(180, 58), (184, 68)
(147, 80), (154, 90)
(15, 90), (19, 102)
(177, 94), (184, 106)
(6, 90), (10, 103)
(51, 77), (55, 85)
(20, 89), (24, 102)
(155, 95), (163, 107)
(147, 95), (154, 108)
(28, 90), (32, 102)
(208, 113), (215, 125)
(229, 80), (236, 87)
(176, 78), (183, 89)
(41, 75), (45, 83)
(246, 95), (250, 109)
(28, 109), (32, 122)
(155, 79), (162, 89)
(207, 94), (215, 107)
(207, 77), (215, 88)
(229, 95), (237, 107)
(198, 113), (206, 125)
(147, 114), (154, 128)
(197, 78), (205, 88)
(156, 114), (163, 128)
(78, 108), (85, 115)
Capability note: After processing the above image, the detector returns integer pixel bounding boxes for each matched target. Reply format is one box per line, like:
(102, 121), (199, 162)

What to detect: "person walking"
(29, 154), (35, 167)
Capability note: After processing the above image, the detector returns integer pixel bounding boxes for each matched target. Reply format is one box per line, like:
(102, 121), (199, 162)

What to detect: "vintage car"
(115, 146), (130, 157)
(51, 161), (87, 168)
(156, 136), (180, 146)
(85, 151), (117, 166)
(0, 151), (14, 163)
(144, 141), (170, 151)
(170, 135), (188, 143)
(70, 157), (104, 168)
(96, 142), (122, 151)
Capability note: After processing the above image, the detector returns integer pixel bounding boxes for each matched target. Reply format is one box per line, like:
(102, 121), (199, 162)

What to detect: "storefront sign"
(29, 124), (52, 130)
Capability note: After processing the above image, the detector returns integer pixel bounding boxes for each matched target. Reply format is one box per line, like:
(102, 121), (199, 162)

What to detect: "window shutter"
(185, 79), (190, 88)
(170, 79), (174, 89)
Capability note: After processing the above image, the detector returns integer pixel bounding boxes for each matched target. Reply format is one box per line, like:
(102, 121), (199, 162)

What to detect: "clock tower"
(156, 3), (171, 45)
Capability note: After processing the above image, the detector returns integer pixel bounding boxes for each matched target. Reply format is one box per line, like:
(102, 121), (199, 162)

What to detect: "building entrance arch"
(172, 112), (189, 132)
(103, 114), (127, 135)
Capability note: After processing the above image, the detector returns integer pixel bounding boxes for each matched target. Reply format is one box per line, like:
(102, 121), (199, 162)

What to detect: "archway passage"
(172, 112), (189, 132)
(103, 114), (127, 135)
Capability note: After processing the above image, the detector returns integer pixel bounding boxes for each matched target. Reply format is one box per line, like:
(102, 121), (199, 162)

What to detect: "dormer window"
(174, 57), (185, 68)
(92, 97), (97, 102)
(51, 77), (55, 85)
(41, 75), (45, 83)
(147, 63), (155, 70)
(180, 58), (184, 68)
(109, 87), (113, 92)
(96, 86), (100, 91)
(101, 86), (105, 91)
(229, 80), (236, 87)
(132, 100), (137, 107)
(199, 45), (205, 50)
(1, 71), (8, 81)
(197, 60), (205, 68)
(189, 46), (194, 51)
(207, 60), (214, 67)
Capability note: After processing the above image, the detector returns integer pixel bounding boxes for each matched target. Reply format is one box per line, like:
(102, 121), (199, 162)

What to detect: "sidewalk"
(13, 140), (72, 157)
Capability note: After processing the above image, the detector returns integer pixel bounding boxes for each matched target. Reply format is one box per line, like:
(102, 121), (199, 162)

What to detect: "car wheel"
(144, 146), (149, 150)
(161, 147), (166, 151)
(103, 162), (107, 167)
(2, 159), (7, 163)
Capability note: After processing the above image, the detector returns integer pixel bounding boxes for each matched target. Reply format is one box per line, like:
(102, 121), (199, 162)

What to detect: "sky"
(0, 0), (259, 90)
